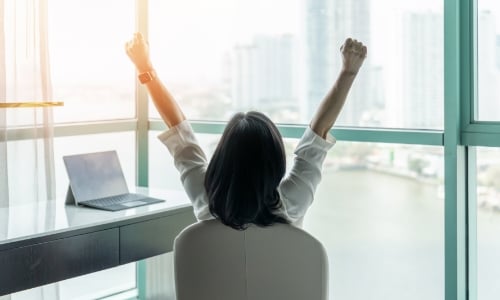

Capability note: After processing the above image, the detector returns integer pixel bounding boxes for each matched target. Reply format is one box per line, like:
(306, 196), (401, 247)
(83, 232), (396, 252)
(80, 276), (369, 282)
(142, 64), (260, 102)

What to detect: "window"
(476, 147), (500, 300)
(149, 132), (220, 190)
(58, 264), (136, 300)
(303, 142), (444, 299)
(5, 1), (500, 299)
(148, 0), (444, 129)
(48, 0), (135, 123)
(478, 0), (500, 121)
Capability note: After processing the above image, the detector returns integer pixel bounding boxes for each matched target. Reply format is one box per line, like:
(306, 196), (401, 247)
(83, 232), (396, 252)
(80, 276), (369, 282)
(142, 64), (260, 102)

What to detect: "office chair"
(174, 219), (328, 300)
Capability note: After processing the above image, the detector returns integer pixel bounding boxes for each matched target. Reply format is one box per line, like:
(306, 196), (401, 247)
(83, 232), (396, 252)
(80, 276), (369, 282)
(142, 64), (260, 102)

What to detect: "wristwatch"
(138, 70), (156, 84)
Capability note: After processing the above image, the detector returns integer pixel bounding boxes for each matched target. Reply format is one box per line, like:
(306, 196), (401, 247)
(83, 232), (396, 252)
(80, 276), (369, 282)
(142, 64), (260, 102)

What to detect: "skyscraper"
(478, 11), (500, 120)
(231, 35), (298, 121)
(304, 0), (371, 125)
(402, 12), (443, 129)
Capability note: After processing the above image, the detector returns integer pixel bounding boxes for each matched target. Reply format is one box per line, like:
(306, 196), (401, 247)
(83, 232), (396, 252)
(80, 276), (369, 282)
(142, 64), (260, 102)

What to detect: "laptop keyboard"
(84, 193), (144, 207)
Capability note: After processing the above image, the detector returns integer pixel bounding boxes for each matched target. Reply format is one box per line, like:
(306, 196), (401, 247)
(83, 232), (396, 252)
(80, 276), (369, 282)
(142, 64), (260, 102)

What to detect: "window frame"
(4, 0), (500, 299)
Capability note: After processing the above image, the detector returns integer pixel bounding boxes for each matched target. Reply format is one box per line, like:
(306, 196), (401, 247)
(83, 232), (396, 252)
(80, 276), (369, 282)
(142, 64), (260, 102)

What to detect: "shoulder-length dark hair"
(204, 111), (289, 230)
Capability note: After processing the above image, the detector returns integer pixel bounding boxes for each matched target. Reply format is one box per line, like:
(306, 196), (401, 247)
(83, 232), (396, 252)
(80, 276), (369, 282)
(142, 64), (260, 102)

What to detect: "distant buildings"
(402, 12), (443, 129)
(478, 11), (500, 120)
(229, 5), (499, 127)
(304, 0), (371, 125)
(230, 35), (299, 121)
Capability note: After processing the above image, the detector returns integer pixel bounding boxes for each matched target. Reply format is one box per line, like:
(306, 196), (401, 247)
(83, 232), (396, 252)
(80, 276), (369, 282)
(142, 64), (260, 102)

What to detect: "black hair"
(204, 111), (290, 230)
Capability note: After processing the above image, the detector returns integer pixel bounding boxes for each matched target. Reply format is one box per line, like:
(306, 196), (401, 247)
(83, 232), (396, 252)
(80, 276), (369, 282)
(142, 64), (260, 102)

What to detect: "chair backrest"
(174, 219), (328, 300)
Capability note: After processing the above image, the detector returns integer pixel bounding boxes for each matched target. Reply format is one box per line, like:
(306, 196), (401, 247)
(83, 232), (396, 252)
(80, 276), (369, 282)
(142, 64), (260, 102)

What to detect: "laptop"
(63, 150), (165, 211)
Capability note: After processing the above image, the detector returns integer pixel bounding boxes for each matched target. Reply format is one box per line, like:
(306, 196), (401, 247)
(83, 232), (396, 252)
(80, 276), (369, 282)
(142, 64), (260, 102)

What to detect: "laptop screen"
(63, 150), (129, 203)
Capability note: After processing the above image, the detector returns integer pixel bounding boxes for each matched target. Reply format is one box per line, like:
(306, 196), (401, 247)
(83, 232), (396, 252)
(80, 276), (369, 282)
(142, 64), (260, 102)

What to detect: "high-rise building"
(478, 11), (500, 120)
(496, 35), (500, 71)
(231, 35), (298, 119)
(402, 12), (443, 129)
(304, 0), (371, 124)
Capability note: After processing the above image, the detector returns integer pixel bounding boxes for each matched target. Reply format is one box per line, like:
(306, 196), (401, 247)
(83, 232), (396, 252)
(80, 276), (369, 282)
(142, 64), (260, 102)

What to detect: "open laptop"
(63, 150), (165, 211)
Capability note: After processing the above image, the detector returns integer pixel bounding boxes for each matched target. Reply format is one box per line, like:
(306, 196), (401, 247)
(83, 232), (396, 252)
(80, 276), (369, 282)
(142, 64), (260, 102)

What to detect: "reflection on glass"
(149, 0), (443, 129)
(478, 0), (500, 120)
(48, 0), (135, 123)
(476, 147), (500, 300)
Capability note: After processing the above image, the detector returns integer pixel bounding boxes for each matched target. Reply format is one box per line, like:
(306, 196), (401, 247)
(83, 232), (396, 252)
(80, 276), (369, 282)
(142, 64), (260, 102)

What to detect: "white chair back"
(174, 219), (328, 300)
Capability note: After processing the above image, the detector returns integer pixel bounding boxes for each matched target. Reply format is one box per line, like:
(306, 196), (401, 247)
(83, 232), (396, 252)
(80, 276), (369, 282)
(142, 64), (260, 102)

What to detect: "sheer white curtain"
(1, 0), (58, 299)
(0, 0), (55, 203)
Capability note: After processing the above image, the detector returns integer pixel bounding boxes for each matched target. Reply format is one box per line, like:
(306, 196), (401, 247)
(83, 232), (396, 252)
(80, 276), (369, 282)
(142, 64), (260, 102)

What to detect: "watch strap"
(138, 69), (156, 84)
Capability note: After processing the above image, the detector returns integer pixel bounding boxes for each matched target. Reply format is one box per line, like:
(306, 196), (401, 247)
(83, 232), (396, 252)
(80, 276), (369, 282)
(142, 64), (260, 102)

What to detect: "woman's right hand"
(340, 38), (367, 76)
(125, 32), (153, 73)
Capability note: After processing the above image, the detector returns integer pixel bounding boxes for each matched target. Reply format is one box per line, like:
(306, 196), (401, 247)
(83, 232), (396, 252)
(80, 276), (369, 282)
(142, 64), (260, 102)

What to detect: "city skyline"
(38, 0), (500, 127)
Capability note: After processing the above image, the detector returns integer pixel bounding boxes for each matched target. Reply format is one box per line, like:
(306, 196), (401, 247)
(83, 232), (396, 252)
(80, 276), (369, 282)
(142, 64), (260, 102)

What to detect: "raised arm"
(125, 32), (185, 127)
(309, 38), (367, 138)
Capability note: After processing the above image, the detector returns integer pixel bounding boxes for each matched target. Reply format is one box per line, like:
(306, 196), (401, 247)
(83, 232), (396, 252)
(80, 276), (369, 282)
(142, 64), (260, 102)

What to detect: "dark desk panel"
(0, 229), (118, 296)
(120, 209), (197, 264)
(0, 189), (195, 297)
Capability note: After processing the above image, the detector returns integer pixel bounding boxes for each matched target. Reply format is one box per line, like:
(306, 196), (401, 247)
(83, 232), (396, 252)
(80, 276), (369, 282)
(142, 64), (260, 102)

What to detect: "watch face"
(138, 72), (153, 84)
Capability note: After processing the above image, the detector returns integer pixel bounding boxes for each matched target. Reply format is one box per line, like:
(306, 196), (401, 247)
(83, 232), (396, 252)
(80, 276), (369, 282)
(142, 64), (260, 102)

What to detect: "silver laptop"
(63, 150), (164, 211)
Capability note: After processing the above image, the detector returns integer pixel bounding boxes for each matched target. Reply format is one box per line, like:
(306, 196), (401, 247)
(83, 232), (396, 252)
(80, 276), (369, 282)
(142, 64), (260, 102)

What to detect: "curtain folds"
(0, 0), (8, 207)
(0, 0), (55, 205)
(1, 0), (58, 298)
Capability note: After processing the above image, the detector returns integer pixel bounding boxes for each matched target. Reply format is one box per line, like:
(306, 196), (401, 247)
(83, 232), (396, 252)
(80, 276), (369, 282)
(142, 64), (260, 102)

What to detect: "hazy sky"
(7, 0), (496, 84)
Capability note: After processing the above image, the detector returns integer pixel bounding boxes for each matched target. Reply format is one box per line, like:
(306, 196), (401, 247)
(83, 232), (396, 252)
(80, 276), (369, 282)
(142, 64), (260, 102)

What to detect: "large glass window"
(476, 147), (500, 300)
(58, 265), (136, 300)
(148, 0), (443, 129)
(7, 1), (500, 299)
(303, 142), (444, 300)
(478, 0), (500, 121)
(149, 132), (220, 190)
(149, 130), (445, 299)
(48, 0), (135, 123)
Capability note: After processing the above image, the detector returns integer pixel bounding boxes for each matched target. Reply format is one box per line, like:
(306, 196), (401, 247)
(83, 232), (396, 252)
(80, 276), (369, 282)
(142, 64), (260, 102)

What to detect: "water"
(148, 139), (446, 300)
(149, 137), (500, 299)
(304, 170), (444, 300)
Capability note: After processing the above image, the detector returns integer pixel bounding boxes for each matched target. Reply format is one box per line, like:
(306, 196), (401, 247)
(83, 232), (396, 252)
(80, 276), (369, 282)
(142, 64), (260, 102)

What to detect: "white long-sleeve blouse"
(158, 120), (335, 227)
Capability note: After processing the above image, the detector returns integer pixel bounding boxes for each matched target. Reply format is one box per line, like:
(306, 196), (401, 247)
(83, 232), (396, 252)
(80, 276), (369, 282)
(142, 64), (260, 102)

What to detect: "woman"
(125, 33), (366, 229)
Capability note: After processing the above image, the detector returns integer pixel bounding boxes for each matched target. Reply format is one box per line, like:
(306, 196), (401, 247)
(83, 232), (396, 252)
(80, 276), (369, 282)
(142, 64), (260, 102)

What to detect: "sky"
(6, 0), (497, 84)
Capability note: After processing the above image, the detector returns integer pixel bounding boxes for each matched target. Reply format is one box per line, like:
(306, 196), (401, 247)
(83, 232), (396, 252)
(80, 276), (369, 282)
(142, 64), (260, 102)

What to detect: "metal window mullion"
(149, 119), (444, 146)
(463, 122), (500, 133)
(135, 1), (149, 300)
(462, 131), (500, 147)
(444, 0), (468, 299)
(465, 1), (478, 299)
(2, 120), (137, 141)
(467, 147), (478, 300)
(136, 0), (149, 188)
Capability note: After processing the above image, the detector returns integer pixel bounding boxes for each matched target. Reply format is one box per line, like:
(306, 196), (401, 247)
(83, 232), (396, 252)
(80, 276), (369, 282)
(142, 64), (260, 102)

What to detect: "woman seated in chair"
(125, 33), (366, 229)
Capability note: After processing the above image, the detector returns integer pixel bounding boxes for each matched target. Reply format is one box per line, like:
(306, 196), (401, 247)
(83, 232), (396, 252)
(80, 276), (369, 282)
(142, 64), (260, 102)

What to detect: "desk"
(0, 188), (196, 296)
